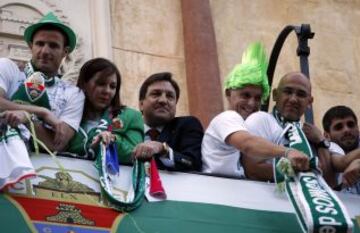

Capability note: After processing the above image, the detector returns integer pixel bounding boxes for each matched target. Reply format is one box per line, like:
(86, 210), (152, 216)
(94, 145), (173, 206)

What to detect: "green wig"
(224, 42), (270, 102)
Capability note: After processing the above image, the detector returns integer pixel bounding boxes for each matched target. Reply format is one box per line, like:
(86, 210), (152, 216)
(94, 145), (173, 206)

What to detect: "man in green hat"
(201, 42), (309, 178)
(0, 12), (84, 151)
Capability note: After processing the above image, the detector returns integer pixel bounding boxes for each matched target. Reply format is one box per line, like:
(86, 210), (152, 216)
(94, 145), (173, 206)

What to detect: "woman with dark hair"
(67, 58), (144, 163)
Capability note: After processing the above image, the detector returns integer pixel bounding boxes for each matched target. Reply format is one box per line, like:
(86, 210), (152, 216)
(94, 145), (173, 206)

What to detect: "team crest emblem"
(112, 118), (123, 129)
(25, 72), (46, 102)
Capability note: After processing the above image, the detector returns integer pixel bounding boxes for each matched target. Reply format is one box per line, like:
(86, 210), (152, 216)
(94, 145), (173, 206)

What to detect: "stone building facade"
(1, 0), (360, 128)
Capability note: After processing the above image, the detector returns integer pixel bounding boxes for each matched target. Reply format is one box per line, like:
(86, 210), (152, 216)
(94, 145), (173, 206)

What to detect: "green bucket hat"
(24, 12), (76, 53)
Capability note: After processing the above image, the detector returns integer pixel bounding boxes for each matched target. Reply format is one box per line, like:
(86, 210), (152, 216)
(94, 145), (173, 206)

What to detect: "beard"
(339, 138), (359, 153)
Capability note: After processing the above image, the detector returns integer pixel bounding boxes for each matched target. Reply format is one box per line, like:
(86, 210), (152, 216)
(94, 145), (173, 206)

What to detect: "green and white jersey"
(0, 58), (84, 131)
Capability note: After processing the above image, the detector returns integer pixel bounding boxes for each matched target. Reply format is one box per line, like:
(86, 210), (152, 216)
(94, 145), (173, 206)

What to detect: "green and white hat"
(224, 42), (270, 102)
(24, 12), (76, 52)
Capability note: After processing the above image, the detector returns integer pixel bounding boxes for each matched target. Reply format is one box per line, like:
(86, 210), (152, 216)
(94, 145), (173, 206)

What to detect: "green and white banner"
(273, 109), (353, 233)
(286, 172), (353, 233)
(0, 154), (359, 233)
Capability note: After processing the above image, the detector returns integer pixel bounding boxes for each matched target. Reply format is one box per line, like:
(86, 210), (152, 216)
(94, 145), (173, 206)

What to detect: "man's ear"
(138, 100), (144, 113)
(225, 89), (231, 97)
(225, 89), (231, 100)
(63, 46), (70, 58)
(272, 88), (278, 101)
(307, 96), (314, 108)
(324, 131), (330, 140)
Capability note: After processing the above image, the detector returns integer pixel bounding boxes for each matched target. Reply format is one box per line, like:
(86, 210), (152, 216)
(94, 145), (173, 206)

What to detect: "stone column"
(181, 0), (223, 127)
(89, 0), (113, 59)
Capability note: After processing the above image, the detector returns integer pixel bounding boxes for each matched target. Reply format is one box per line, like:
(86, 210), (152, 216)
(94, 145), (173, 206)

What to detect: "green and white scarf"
(95, 143), (145, 212)
(68, 110), (113, 160)
(0, 124), (36, 190)
(67, 108), (145, 211)
(272, 108), (353, 233)
(81, 109), (146, 212)
(10, 62), (57, 109)
(24, 62), (58, 87)
(272, 108), (319, 184)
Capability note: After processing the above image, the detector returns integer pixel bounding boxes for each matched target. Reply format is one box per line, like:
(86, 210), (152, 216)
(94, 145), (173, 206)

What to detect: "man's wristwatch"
(315, 139), (330, 149)
(160, 142), (170, 158)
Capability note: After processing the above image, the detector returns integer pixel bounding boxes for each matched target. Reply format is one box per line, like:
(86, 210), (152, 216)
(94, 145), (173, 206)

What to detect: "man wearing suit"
(132, 72), (204, 171)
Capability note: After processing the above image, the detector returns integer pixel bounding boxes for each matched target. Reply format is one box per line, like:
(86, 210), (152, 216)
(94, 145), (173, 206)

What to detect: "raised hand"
(302, 122), (324, 144)
(91, 131), (115, 148)
(286, 149), (310, 171)
(342, 159), (360, 187)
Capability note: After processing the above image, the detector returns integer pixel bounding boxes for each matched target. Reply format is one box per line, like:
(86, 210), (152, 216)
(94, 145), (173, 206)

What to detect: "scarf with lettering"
(272, 108), (353, 233)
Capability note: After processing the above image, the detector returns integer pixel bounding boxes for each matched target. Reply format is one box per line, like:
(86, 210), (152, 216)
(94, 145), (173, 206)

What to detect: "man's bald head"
(278, 72), (312, 92)
(273, 72), (313, 121)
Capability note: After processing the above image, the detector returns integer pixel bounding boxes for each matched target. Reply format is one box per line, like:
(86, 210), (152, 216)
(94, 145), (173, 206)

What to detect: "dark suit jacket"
(155, 116), (204, 171)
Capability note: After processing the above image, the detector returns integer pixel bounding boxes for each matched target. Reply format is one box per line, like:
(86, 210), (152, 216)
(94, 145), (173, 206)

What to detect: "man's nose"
(343, 124), (353, 133)
(248, 98), (258, 108)
(40, 44), (51, 54)
(158, 93), (168, 102)
(288, 92), (299, 102)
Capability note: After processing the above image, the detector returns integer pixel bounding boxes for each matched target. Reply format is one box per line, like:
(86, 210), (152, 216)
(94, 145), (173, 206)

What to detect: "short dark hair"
(322, 105), (358, 132)
(31, 24), (69, 48)
(139, 72), (180, 102)
(78, 58), (123, 115)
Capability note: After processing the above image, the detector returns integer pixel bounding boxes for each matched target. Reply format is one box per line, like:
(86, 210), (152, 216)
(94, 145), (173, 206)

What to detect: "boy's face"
(327, 116), (359, 153)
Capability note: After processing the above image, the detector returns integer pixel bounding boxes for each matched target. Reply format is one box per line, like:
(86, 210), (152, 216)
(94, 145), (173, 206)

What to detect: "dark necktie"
(147, 128), (160, 141)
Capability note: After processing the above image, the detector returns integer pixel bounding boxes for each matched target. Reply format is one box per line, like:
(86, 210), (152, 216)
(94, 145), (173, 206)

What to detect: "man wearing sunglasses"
(322, 105), (360, 194)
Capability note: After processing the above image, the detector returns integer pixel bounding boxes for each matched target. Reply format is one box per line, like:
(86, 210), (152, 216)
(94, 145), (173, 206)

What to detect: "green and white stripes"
(97, 144), (145, 212)
(273, 108), (353, 233)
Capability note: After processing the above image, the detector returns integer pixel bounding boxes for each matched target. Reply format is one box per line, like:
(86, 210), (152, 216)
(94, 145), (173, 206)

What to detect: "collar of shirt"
(144, 124), (164, 141)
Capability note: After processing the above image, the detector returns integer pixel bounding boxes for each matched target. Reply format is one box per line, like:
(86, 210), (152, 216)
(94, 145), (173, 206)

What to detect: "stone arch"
(0, 0), (84, 82)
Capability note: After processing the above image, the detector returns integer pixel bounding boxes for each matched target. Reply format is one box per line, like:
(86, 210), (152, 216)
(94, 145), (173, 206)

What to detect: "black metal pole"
(295, 24), (315, 124)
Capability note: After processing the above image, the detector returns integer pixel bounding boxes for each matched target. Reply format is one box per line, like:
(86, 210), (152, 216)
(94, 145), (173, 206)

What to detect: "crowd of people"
(0, 12), (359, 195)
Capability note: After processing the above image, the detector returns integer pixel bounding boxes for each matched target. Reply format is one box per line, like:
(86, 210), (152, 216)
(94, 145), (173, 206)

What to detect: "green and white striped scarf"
(10, 62), (55, 110)
(272, 108), (353, 233)
(96, 143), (145, 212)
(24, 62), (58, 87)
(67, 109), (113, 160)
(84, 110), (146, 212)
